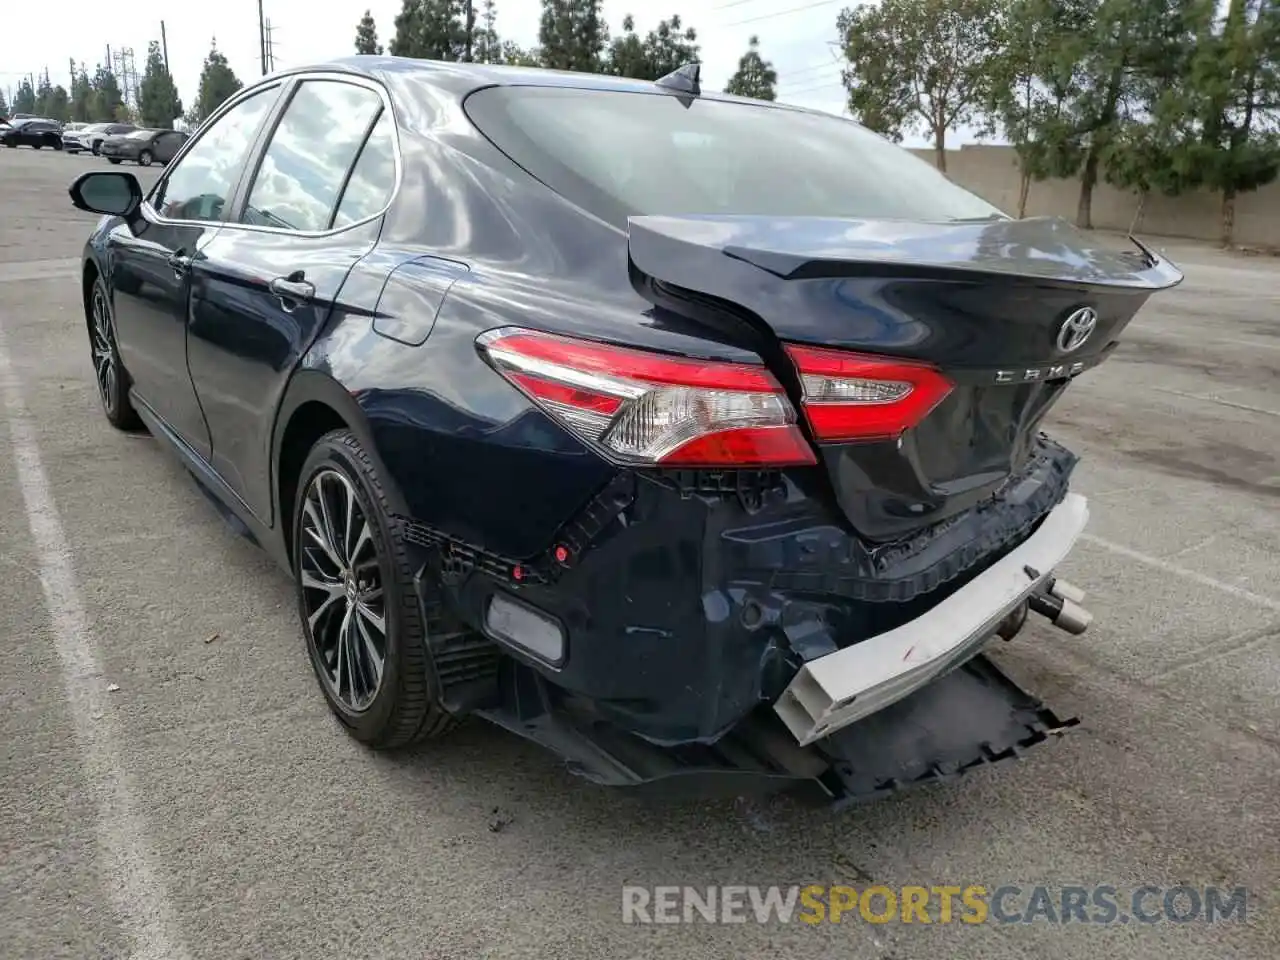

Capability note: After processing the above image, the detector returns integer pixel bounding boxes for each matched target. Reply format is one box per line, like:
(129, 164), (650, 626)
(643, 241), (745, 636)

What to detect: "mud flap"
(813, 653), (1079, 808)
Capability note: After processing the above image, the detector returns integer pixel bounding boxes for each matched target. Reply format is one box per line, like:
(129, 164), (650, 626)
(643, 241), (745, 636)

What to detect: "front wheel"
(91, 142), (101, 155)
(293, 431), (457, 749)
(137, 150), (153, 167)
(87, 276), (142, 430)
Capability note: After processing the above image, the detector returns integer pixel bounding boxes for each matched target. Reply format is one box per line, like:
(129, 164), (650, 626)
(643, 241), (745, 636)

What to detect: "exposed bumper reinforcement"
(774, 492), (1090, 746)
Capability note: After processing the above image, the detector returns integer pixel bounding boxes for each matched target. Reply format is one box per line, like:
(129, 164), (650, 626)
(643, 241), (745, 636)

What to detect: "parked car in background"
(101, 128), (189, 166)
(1, 118), (63, 149)
(83, 123), (137, 155)
(63, 122), (106, 153)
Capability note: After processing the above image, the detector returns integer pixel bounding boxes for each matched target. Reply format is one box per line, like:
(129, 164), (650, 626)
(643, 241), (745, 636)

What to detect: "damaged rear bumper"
(471, 651), (1079, 807)
(774, 492), (1090, 746)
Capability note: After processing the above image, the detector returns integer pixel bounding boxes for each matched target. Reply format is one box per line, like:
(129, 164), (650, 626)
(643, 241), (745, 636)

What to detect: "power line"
(724, 0), (840, 28)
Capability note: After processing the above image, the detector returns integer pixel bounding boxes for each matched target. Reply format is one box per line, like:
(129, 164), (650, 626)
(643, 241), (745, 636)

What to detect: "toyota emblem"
(1056, 307), (1098, 353)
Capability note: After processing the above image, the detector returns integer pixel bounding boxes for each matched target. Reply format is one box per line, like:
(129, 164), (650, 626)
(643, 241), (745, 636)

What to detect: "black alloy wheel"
(299, 466), (388, 712)
(88, 277), (141, 430)
(293, 431), (458, 748)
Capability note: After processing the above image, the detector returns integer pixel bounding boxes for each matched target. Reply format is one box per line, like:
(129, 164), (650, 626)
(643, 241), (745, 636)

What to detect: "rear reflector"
(785, 344), (953, 442)
(477, 327), (817, 467)
(485, 592), (566, 666)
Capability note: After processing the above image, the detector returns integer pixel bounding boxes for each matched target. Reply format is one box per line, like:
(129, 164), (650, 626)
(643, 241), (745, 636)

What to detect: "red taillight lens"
(786, 344), (953, 442)
(477, 328), (817, 467)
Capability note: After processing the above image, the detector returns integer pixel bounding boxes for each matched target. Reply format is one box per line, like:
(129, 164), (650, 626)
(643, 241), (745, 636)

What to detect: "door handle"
(167, 252), (191, 274)
(269, 275), (315, 309)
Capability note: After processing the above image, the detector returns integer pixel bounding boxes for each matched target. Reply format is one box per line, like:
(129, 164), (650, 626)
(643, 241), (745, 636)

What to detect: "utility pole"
(105, 45), (113, 75)
(464, 0), (475, 62)
(258, 0), (267, 76)
(265, 19), (277, 72)
(161, 20), (170, 72)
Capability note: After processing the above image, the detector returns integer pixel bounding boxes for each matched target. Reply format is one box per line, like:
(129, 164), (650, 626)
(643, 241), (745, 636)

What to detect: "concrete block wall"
(909, 144), (1280, 248)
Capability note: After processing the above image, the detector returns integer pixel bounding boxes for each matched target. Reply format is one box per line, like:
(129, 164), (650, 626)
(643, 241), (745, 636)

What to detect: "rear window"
(464, 86), (1003, 226)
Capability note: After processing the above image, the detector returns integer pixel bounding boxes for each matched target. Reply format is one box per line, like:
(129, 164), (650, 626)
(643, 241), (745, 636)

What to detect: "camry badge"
(1056, 307), (1098, 354)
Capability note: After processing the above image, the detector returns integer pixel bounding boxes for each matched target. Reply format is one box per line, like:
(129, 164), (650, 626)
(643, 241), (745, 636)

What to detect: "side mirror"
(68, 170), (143, 218)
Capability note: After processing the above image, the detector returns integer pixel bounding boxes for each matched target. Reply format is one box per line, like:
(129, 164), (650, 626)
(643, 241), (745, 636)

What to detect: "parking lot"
(1, 143), (1277, 960)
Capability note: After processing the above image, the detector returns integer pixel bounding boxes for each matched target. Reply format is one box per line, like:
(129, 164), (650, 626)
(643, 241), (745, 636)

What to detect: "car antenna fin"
(655, 63), (701, 98)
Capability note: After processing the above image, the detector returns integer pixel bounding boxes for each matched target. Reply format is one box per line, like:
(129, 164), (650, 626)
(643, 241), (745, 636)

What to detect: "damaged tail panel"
(629, 213), (1182, 541)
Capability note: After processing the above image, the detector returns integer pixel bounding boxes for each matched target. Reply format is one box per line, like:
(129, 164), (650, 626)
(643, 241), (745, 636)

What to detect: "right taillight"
(785, 344), (953, 442)
(477, 327), (817, 468)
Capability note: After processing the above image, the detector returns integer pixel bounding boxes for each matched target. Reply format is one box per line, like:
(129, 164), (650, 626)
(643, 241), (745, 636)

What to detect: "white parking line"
(0, 321), (190, 960)
(1082, 533), (1280, 613)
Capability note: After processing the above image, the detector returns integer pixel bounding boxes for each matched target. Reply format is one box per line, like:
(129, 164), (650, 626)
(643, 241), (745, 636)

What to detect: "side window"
(332, 111), (397, 228)
(152, 87), (279, 224)
(240, 80), (383, 233)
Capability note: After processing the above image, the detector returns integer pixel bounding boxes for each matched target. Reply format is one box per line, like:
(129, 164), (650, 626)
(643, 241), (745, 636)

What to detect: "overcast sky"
(3, 0), (950, 147)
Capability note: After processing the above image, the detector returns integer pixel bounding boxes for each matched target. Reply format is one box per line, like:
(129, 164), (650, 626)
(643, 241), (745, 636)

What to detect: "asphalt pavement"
(1, 145), (1277, 960)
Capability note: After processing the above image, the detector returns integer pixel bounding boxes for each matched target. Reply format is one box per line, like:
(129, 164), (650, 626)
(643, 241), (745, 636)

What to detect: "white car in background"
(62, 122), (104, 153)
(65, 122), (136, 155)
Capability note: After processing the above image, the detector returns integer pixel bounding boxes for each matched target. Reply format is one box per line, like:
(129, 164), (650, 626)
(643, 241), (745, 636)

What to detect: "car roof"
(264, 55), (826, 115)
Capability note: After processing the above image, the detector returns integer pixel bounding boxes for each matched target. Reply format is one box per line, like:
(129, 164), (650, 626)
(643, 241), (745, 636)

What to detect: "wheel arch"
(273, 369), (410, 569)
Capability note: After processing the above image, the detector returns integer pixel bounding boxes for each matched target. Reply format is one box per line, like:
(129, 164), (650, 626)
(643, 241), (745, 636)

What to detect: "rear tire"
(293, 430), (457, 749)
(137, 150), (153, 167)
(87, 275), (142, 431)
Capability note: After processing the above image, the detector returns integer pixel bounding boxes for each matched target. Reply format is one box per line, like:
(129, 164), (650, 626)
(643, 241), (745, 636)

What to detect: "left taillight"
(476, 327), (817, 467)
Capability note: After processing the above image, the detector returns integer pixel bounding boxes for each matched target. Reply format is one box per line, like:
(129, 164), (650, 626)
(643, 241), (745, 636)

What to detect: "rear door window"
(240, 79), (384, 233)
(464, 86), (1003, 226)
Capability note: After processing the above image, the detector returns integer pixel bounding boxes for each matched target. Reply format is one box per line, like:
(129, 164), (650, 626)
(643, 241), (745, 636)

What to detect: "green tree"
(984, 0), (1087, 216)
(605, 13), (699, 80)
(500, 41), (542, 66)
(1098, 1), (1208, 230)
(0, 89), (8, 117)
(139, 41), (184, 128)
(475, 0), (502, 62)
(13, 78), (37, 114)
(88, 66), (126, 122)
(34, 70), (69, 120)
(725, 35), (777, 100)
(356, 9), (385, 55)
(69, 64), (94, 122)
(839, 0), (1003, 172)
(194, 40), (243, 123)
(390, 0), (470, 60)
(1013, 0), (1204, 229)
(1187, 0), (1280, 245)
(539, 0), (609, 73)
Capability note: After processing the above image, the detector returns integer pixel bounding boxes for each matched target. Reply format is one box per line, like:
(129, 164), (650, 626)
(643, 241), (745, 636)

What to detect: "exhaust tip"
(1029, 591), (1092, 635)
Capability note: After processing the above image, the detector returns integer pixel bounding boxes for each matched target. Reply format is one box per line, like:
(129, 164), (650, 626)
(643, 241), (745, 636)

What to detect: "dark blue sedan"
(66, 57), (1181, 804)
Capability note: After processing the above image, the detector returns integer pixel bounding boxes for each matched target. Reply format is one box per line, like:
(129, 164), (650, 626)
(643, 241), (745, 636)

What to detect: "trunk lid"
(627, 214), (1183, 541)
